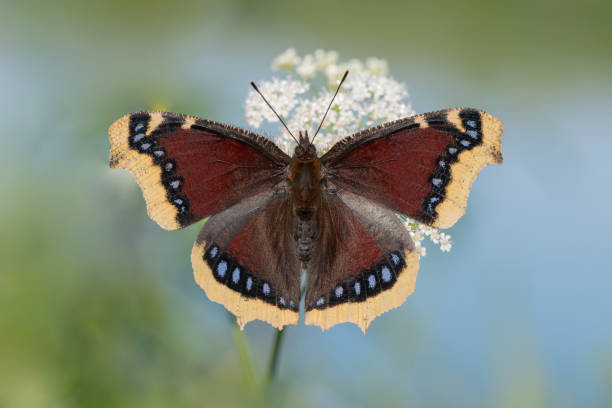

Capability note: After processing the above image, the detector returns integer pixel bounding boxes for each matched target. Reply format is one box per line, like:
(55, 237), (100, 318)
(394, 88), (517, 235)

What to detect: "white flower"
(366, 57), (389, 76)
(439, 233), (452, 252)
(245, 78), (309, 128)
(245, 49), (452, 256)
(324, 64), (345, 87)
(296, 54), (317, 79)
(271, 48), (301, 70)
(404, 219), (453, 254)
(314, 49), (338, 69)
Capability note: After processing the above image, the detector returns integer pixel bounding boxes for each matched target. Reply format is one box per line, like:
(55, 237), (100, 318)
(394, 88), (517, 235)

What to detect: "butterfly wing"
(110, 111), (299, 328)
(191, 189), (300, 329)
(304, 190), (419, 332)
(109, 111), (290, 230)
(306, 108), (503, 331)
(321, 108), (503, 229)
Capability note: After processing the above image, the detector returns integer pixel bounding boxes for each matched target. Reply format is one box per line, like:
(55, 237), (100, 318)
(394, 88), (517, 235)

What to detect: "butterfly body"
(109, 107), (503, 332)
(288, 131), (325, 262)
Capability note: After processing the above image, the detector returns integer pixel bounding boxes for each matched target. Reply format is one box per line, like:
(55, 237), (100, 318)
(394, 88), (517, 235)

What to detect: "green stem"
(228, 312), (257, 388)
(265, 328), (286, 384)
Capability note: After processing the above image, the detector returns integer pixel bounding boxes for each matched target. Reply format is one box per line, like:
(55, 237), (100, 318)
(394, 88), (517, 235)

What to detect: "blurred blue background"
(1, 1), (611, 406)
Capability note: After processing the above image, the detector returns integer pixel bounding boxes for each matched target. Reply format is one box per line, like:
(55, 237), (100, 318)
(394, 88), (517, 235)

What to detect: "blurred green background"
(2, 0), (612, 407)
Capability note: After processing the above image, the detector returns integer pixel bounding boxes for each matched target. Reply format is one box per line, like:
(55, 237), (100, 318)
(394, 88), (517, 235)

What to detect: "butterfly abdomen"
(296, 211), (315, 262)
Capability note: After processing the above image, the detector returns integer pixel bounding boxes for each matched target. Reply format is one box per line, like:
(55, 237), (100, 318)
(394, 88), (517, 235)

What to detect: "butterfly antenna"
(249, 80), (299, 144)
(311, 69), (349, 143)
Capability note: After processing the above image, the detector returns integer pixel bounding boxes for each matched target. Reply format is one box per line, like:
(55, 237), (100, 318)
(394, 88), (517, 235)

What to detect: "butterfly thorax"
(289, 131), (324, 262)
(289, 131), (323, 204)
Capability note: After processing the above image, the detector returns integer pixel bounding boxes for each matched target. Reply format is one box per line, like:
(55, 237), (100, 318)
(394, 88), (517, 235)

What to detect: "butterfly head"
(294, 130), (317, 160)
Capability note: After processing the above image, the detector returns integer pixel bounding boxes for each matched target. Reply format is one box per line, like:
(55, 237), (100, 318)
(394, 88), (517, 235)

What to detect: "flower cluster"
(246, 48), (413, 154)
(403, 219), (453, 256)
(245, 49), (451, 254)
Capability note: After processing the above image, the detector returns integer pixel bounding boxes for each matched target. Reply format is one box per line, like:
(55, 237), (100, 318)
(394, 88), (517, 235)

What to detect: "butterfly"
(109, 74), (503, 333)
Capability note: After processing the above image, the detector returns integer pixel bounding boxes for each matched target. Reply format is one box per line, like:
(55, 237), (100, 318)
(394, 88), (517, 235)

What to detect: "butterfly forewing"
(321, 108), (503, 229)
(109, 111), (290, 230)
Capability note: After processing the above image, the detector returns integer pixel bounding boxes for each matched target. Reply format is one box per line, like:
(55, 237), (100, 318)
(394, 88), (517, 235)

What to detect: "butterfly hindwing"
(191, 189), (301, 329)
(321, 108), (503, 229)
(304, 190), (419, 332)
(109, 111), (290, 230)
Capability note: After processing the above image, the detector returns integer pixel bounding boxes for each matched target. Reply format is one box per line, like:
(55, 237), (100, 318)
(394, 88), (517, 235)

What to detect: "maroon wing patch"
(321, 108), (503, 229)
(109, 111), (290, 230)
(305, 190), (419, 332)
(191, 190), (301, 329)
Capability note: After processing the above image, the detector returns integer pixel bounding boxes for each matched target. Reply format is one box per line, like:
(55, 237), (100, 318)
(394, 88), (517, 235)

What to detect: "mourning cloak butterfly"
(109, 75), (502, 332)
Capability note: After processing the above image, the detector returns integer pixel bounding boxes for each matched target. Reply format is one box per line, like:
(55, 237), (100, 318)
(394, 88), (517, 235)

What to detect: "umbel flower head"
(245, 48), (452, 255)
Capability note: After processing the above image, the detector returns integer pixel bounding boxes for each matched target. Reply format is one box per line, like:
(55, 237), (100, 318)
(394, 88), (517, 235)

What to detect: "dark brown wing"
(191, 189), (301, 329)
(110, 111), (298, 329)
(109, 111), (290, 230)
(321, 108), (502, 229)
(304, 190), (419, 333)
